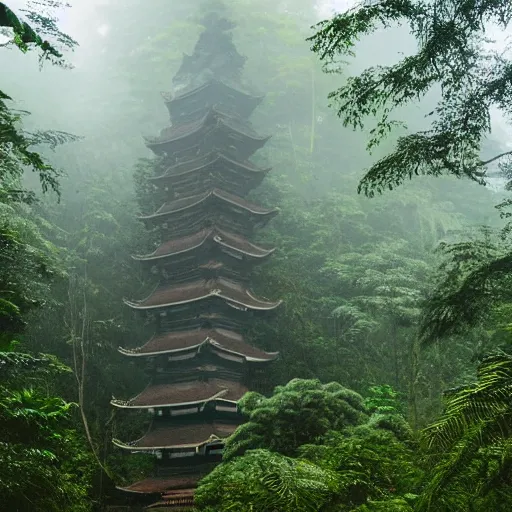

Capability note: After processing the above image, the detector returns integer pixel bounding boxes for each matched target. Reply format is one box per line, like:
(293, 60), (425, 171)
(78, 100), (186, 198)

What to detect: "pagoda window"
(170, 406), (199, 416)
(168, 352), (196, 361)
(156, 450), (163, 460)
(205, 442), (224, 456)
(148, 408), (155, 415)
(215, 403), (238, 413)
(157, 409), (163, 417)
(171, 406), (199, 416)
(169, 450), (195, 459)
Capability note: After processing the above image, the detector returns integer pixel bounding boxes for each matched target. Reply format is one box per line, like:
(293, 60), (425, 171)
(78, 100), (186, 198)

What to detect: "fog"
(2, 1), (512, 509)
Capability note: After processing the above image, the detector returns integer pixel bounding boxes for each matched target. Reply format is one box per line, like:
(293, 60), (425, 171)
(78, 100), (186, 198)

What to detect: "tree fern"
(418, 353), (512, 510)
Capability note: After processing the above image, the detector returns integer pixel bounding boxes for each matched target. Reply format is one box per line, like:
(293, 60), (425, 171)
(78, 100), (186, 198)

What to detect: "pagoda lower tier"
(111, 378), (248, 411)
(114, 415), (241, 453)
(116, 456), (221, 509)
(119, 328), (278, 363)
(125, 277), (281, 313)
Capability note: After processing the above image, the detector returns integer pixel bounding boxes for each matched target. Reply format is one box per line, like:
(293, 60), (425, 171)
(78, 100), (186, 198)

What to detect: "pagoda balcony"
(119, 327), (278, 363)
(162, 78), (264, 122)
(153, 363), (244, 385)
(124, 277), (281, 312)
(152, 260), (250, 286)
(157, 310), (250, 333)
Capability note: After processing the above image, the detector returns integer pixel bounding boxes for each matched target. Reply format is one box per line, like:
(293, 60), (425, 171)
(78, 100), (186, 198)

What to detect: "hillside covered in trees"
(1, 0), (512, 511)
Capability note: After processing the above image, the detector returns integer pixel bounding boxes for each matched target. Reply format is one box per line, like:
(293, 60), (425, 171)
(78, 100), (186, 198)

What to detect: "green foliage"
(309, 0), (512, 196)
(0, 354), (92, 511)
(224, 379), (367, 460)
(198, 379), (420, 512)
(0, 2), (79, 205)
(0, 92), (69, 203)
(0, 211), (63, 349)
(0, 1), (77, 66)
(196, 449), (340, 512)
(365, 384), (401, 414)
(302, 427), (420, 509)
(418, 353), (512, 510)
(420, 228), (512, 342)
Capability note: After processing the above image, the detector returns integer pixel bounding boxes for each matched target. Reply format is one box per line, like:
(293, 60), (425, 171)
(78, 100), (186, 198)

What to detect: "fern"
(418, 353), (512, 510)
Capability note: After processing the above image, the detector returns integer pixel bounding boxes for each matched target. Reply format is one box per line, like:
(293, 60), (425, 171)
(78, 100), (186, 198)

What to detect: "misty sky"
(4, 0), (511, 155)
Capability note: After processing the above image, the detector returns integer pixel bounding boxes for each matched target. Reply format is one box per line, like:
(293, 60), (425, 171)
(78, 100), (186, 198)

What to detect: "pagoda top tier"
(172, 12), (247, 95)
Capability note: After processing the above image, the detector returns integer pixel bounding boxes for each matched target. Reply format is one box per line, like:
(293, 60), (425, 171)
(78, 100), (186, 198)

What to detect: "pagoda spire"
(114, 6), (279, 510)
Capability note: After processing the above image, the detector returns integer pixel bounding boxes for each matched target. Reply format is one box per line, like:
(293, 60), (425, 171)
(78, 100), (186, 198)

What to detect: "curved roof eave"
(131, 231), (276, 262)
(118, 334), (279, 362)
(123, 292), (282, 311)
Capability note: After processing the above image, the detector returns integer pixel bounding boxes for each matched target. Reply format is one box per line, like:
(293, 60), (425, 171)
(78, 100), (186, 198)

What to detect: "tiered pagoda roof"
(125, 278), (281, 311)
(149, 150), (271, 197)
(133, 227), (275, 264)
(119, 328), (278, 362)
(114, 10), (279, 511)
(143, 107), (271, 159)
(111, 378), (248, 409)
(162, 79), (264, 121)
(139, 188), (279, 221)
(114, 420), (239, 450)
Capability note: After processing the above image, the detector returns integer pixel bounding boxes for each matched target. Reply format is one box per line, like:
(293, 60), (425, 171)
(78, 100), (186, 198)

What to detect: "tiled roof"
(112, 378), (248, 408)
(118, 476), (199, 494)
(144, 107), (268, 147)
(119, 328), (278, 362)
(125, 278), (281, 311)
(133, 227), (274, 261)
(114, 421), (239, 449)
(150, 151), (270, 183)
(139, 188), (278, 221)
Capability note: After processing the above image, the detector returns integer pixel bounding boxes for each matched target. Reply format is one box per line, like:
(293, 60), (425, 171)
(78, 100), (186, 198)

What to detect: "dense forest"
(1, 0), (512, 510)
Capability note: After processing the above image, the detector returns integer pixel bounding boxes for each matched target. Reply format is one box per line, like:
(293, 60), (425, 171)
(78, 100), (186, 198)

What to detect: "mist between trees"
(1, 0), (512, 511)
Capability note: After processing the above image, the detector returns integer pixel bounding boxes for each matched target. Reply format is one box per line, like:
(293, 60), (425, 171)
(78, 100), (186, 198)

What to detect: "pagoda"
(112, 11), (280, 511)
